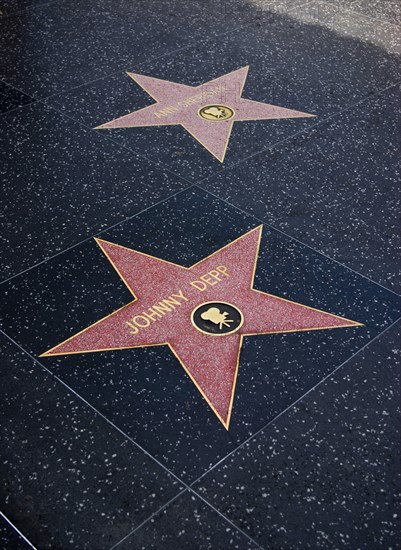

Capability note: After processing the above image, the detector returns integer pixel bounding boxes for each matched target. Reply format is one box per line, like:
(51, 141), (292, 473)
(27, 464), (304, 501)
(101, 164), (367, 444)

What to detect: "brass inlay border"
(40, 225), (363, 429)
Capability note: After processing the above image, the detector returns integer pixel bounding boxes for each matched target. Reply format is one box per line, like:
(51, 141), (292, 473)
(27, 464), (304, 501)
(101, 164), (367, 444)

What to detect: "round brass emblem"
(198, 105), (234, 121)
(191, 302), (244, 336)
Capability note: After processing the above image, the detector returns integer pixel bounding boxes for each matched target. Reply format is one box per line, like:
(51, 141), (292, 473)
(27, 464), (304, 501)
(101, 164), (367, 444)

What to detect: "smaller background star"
(95, 66), (315, 161)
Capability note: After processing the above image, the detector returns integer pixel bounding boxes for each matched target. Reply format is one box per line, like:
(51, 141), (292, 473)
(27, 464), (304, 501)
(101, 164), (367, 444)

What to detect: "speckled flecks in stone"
(0, 1), (204, 98)
(0, 101), (187, 281)
(41, 226), (360, 428)
(43, 0), (310, 41)
(195, 320), (401, 549)
(0, 333), (182, 550)
(116, 492), (260, 550)
(46, 1), (401, 181)
(1, 188), (400, 483)
(0, 81), (33, 114)
(323, 0), (401, 25)
(1, 0), (400, 546)
(0, 0), (63, 17)
(0, 515), (30, 549)
(95, 67), (314, 162)
(201, 85), (401, 294)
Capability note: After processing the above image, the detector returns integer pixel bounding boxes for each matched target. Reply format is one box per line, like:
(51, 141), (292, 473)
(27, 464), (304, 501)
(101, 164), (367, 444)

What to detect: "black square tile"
(0, 515), (30, 550)
(0, 0), (62, 17)
(200, 85), (401, 294)
(0, 81), (33, 114)
(194, 320), (401, 549)
(0, 188), (400, 484)
(46, 1), (401, 181)
(116, 492), (260, 549)
(0, 333), (182, 549)
(324, 0), (401, 25)
(0, 1), (202, 98)
(0, 101), (188, 281)
(61, 0), (308, 39)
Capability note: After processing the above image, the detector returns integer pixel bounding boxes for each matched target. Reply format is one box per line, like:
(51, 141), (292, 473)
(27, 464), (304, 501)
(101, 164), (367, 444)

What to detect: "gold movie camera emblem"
(198, 105), (234, 121)
(191, 302), (244, 336)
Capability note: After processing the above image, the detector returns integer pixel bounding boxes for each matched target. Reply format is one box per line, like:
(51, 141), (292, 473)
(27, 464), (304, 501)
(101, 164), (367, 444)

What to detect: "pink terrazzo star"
(95, 66), (315, 162)
(41, 227), (361, 429)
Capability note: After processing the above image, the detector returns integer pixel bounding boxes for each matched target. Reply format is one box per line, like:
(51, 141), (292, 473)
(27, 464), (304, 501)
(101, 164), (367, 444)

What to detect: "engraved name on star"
(95, 66), (315, 162)
(41, 227), (361, 429)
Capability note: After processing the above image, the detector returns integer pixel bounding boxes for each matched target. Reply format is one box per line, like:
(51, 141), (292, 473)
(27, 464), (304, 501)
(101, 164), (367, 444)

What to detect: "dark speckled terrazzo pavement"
(0, 514), (30, 550)
(194, 320), (401, 549)
(0, 0), (400, 548)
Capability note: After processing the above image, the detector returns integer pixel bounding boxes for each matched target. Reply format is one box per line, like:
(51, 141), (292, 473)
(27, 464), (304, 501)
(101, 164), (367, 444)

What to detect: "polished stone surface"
(1, 0), (400, 546)
(116, 492), (260, 550)
(195, 321), (401, 549)
(0, 0), (309, 97)
(0, 80), (32, 114)
(0, 515), (30, 549)
(46, 1), (401, 181)
(0, 333), (183, 549)
(94, 67), (314, 163)
(0, 0), (62, 17)
(201, 85), (401, 294)
(0, 101), (187, 281)
(61, 0), (309, 39)
(325, 0), (401, 25)
(0, 1), (199, 98)
(1, 188), (400, 486)
(39, 224), (363, 431)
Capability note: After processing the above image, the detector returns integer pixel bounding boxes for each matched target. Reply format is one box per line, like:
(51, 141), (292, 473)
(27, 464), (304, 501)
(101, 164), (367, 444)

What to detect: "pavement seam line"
(0, 0), (61, 19)
(1, 320), (264, 550)
(0, 334), (190, 490)
(0, 0), (315, 107)
(188, 488), (266, 550)
(321, 0), (401, 28)
(0, 511), (38, 550)
(1, 317), (399, 550)
(189, 316), (401, 487)
(0, 184), (195, 287)
(41, 101), (194, 186)
(0, 277), (399, 546)
(107, 489), (189, 550)
(195, 79), (401, 187)
(42, 77), (401, 208)
(193, 184), (401, 297)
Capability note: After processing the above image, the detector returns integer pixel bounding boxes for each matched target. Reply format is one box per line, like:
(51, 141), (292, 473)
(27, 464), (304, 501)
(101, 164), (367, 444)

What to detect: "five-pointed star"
(95, 66), (315, 162)
(41, 227), (361, 429)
